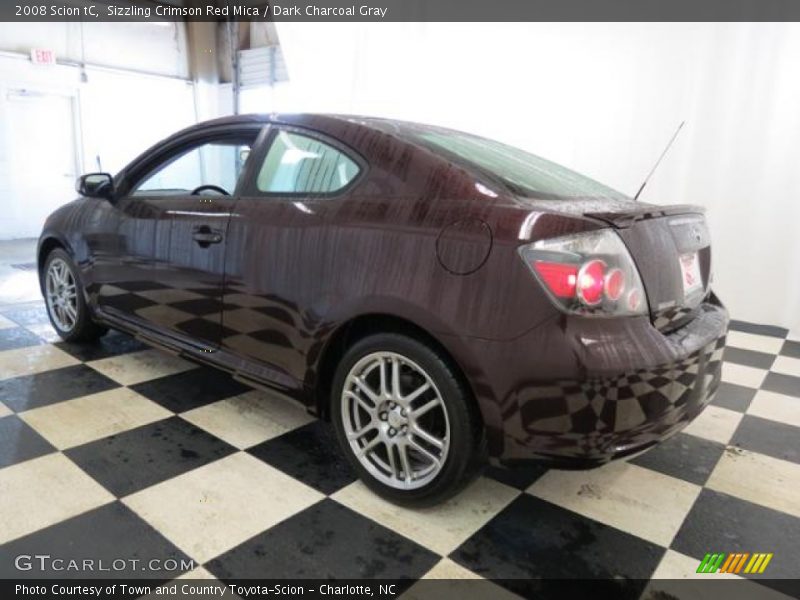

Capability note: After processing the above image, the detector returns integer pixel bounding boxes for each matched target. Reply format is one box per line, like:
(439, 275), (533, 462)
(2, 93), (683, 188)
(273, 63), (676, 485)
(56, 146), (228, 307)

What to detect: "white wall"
(273, 22), (800, 335)
(0, 23), (196, 239)
(0, 21), (189, 78)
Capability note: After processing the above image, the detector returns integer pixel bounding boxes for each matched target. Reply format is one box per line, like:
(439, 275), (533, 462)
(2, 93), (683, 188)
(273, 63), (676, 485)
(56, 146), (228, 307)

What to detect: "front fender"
(37, 200), (89, 297)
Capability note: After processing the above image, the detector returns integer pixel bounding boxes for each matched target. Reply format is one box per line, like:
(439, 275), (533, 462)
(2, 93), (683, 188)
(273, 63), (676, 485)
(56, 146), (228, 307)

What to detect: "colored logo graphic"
(696, 552), (773, 574)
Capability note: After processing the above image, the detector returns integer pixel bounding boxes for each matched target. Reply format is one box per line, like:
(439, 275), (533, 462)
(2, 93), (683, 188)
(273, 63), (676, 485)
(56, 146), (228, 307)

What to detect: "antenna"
(633, 121), (685, 201)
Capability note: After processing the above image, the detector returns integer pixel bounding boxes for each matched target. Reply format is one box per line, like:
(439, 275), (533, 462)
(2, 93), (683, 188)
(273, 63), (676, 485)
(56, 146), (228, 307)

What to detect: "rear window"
(410, 129), (627, 200)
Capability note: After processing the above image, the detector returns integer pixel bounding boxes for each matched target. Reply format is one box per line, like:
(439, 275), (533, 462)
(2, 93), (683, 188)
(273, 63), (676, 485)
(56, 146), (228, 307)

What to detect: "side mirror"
(76, 172), (114, 199)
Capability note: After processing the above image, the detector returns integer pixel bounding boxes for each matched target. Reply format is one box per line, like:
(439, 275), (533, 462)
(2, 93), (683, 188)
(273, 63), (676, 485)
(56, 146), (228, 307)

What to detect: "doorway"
(1, 89), (79, 240)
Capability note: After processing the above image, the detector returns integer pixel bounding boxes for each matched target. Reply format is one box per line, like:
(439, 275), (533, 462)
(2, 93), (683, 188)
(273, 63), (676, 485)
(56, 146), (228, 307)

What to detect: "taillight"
(577, 259), (606, 306)
(518, 229), (648, 316)
(604, 268), (625, 301)
(532, 262), (577, 298)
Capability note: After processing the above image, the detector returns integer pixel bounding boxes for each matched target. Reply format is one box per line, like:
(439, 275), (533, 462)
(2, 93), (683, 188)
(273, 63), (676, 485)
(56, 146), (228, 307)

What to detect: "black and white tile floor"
(0, 298), (799, 598)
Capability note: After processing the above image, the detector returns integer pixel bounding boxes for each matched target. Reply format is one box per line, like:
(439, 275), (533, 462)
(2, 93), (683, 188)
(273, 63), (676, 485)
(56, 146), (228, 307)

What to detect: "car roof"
(182, 112), (364, 130)
(181, 112), (452, 138)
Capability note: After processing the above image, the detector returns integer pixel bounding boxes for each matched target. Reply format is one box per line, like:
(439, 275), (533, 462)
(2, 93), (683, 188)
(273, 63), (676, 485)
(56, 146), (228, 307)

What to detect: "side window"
(134, 142), (251, 196)
(256, 131), (359, 194)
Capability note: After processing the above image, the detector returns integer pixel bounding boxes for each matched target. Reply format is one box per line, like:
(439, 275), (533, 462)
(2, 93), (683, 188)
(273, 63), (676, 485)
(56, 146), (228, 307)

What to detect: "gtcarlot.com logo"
(14, 554), (196, 572)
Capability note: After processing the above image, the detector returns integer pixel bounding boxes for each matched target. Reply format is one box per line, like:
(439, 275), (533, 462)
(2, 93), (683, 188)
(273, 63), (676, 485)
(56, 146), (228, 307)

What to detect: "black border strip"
(6, 0), (800, 22)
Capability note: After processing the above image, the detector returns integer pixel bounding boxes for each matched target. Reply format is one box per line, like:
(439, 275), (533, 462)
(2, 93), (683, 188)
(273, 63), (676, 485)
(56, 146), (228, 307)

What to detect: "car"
(38, 113), (728, 505)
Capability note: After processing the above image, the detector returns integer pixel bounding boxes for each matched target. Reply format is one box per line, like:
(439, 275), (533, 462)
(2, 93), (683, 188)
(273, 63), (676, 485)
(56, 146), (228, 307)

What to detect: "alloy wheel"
(45, 258), (79, 332)
(341, 351), (450, 490)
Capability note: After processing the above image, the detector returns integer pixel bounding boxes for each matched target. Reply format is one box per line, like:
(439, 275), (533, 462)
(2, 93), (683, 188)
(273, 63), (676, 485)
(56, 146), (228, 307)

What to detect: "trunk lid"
(514, 196), (712, 332)
(585, 203), (712, 332)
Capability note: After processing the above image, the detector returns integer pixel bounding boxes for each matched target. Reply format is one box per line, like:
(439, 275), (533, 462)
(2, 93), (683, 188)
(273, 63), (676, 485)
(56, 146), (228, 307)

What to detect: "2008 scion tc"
(39, 114), (728, 505)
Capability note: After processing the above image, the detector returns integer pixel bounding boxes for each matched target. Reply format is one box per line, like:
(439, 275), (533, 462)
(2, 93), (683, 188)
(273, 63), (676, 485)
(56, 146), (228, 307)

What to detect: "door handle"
(192, 226), (223, 247)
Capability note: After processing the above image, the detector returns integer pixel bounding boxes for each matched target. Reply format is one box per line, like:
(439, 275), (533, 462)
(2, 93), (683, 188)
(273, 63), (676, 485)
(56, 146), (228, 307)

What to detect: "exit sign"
(30, 48), (56, 65)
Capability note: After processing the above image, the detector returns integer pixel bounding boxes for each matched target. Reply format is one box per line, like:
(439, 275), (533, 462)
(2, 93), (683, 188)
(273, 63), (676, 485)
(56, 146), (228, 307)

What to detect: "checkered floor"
(0, 297), (799, 598)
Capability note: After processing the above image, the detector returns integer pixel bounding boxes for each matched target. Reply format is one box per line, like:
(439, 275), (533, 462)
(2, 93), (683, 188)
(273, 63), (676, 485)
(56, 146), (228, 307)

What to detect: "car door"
(97, 126), (262, 350)
(221, 126), (364, 384)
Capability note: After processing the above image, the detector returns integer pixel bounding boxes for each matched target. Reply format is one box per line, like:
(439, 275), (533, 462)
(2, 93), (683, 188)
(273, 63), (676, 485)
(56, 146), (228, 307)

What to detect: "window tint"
(256, 131), (359, 194)
(135, 142), (251, 196)
(409, 129), (627, 200)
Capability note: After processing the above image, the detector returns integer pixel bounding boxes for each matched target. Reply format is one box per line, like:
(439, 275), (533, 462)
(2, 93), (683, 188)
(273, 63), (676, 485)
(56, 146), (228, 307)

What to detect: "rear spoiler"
(585, 204), (706, 229)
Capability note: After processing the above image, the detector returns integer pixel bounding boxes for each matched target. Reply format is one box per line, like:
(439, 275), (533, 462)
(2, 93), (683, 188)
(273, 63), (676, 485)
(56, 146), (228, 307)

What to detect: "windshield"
(407, 128), (628, 200)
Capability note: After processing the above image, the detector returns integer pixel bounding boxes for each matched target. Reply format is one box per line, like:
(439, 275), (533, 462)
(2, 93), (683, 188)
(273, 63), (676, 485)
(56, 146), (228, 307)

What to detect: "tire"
(42, 248), (107, 343)
(331, 332), (482, 506)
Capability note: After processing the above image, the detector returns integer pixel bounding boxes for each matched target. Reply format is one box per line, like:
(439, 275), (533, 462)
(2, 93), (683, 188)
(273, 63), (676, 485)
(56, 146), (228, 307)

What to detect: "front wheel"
(42, 248), (107, 343)
(331, 333), (481, 506)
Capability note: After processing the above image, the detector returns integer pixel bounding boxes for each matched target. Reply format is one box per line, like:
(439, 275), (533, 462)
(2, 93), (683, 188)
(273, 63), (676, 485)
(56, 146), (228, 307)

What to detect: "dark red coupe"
(38, 114), (727, 504)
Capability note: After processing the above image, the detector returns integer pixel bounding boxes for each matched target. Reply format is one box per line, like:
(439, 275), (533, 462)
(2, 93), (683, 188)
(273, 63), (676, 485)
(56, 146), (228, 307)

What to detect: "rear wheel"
(43, 249), (107, 342)
(331, 333), (481, 506)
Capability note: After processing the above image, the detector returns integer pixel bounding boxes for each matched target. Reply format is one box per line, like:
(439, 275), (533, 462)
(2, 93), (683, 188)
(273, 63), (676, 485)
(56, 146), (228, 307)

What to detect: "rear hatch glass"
(398, 126), (628, 200)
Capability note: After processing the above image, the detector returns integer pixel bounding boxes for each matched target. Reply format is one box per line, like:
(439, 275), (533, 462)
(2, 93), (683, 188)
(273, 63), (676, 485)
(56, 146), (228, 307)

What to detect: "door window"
(255, 131), (359, 194)
(134, 142), (251, 196)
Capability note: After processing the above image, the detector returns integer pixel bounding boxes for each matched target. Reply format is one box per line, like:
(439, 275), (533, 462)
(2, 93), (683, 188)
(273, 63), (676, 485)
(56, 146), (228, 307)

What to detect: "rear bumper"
(452, 294), (729, 466)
